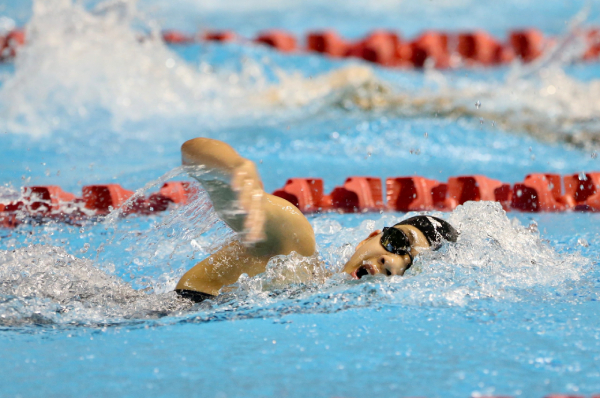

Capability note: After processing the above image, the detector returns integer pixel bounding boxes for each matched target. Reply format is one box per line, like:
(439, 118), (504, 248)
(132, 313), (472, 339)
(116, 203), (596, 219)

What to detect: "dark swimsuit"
(175, 289), (215, 303)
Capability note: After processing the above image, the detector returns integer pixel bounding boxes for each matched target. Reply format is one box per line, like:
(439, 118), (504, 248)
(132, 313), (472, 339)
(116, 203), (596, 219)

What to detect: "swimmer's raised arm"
(181, 138), (266, 243)
(176, 138), (316, 298)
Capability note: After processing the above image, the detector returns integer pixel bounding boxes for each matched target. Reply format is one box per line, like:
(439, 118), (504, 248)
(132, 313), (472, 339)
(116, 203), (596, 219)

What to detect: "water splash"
(0, 0), (382, 138)
(0, 245), (191, 327)
(103, 165), (189, 224)
(324, 63), (600, 149)
(2, 0), (600, 148)
(184, 201), (592, 325)
(0, 166), (227, 327)
(0, 0), (263, 136)
(0, 16), (16, 34)
(0, 182), (224, 326)
(0, 185), (20, 204)
(99, 184), (233, 293)
(0, 198), (593, 328)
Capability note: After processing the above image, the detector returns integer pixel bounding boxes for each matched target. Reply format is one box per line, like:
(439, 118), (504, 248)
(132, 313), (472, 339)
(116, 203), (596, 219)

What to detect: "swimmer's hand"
(231, 160), (266, 245)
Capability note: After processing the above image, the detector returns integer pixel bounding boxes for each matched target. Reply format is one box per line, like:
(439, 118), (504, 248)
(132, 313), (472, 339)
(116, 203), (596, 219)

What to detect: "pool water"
(1, 1), (600, 397)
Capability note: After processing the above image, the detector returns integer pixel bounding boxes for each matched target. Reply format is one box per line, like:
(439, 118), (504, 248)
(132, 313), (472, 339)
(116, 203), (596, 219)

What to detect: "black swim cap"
(396, 215), (458, 250)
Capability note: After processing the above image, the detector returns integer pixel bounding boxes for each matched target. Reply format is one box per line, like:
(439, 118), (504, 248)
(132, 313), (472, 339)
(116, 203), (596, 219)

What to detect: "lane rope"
(1, 27), (600, 68)
(2, 172), (599, 228)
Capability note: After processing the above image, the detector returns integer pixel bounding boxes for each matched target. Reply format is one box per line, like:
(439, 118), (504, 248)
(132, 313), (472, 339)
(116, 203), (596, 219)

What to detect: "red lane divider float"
(510, 28), (545, 62)
(3, 173), (600, 228)
(387, 176), (442, 212)
(282, 171), (600, 213)
(409, 31), (451, 68)
(272, 178), (326, 212)
(0, 181), (195, 228)
(331, 176), (384, 212)
(1, 27), (599, 68)
(202, 30), (236, 43)
(448, 175), (512, 210)
(564, 172), (600, 211)
(307, 30), (349, 58)
(83, 184), (134, 214)
(346, 30), (403, 67)
(511, 173), (566, 212)
(23, 186), (77, 214)
(584, 29), (600, 60)
(147, 181), (197, 212)
(161, 30), (195, 44)
(254, 30), (297, 52)
(458, 30), (515, 66)
(0, 29), (25, 61)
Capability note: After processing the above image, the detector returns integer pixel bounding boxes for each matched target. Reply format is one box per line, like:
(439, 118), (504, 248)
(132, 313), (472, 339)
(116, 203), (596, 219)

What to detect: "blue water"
(1, 1), (600, 397)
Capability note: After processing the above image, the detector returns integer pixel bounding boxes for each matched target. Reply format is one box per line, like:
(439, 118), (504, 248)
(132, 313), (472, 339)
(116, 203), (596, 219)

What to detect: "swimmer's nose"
(378, 255), (411, 276)
(376, 256), (394, 276)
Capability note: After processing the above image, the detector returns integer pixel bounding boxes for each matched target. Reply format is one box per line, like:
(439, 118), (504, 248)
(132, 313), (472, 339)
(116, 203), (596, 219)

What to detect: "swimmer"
(175, 138), (458, 302)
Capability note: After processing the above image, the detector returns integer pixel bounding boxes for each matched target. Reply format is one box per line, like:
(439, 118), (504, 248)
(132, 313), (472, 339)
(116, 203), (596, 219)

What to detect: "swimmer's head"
(342, 215), (458, 279)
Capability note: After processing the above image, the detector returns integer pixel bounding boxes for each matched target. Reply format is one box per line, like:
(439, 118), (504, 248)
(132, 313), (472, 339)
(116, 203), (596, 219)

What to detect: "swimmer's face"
(342, 225), (430, 279)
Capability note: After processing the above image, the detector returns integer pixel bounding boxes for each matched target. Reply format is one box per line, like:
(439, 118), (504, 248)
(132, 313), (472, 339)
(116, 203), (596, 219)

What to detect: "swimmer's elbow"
(181, 138), (211, 166)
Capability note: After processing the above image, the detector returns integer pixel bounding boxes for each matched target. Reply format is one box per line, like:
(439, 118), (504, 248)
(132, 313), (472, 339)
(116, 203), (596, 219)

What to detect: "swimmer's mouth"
(352, 263), (376, 279)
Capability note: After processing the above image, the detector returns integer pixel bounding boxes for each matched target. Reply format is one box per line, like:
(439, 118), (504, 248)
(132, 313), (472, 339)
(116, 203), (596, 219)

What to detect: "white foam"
(0, 16), (16, 34)
(0, 244), (191, 326)
(230, 201), (590, 310)
(0, 168), (233, 326)
(0, 0), (260, 136)
(0, 0), (383, 137)
(0, 185), (20, 205)
(0, 197), (592, 327)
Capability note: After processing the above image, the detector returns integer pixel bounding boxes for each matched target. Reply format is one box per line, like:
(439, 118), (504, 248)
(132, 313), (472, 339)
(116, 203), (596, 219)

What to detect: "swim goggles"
(380, 226), (414, 270)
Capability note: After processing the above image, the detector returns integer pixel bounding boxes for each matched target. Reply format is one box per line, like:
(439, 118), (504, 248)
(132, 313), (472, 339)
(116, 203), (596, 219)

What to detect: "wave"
(325, 66), (600, 149)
